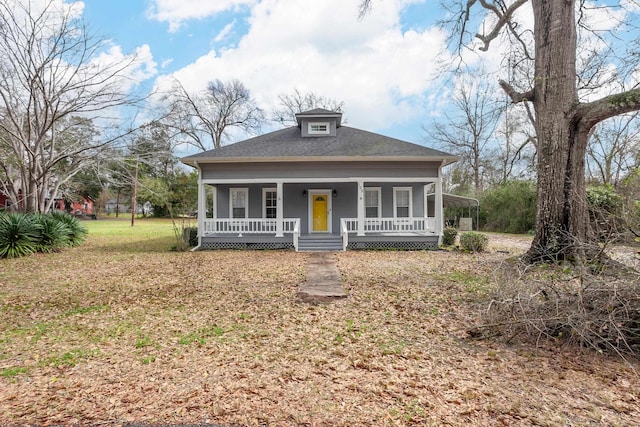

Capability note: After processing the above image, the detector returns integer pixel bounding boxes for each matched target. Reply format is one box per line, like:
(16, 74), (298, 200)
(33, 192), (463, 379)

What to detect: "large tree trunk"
(526, 0), (589, 262)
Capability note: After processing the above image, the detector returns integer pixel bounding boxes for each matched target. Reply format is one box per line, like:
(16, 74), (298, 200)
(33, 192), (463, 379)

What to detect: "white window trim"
(393, 187), (413, 218)
(229, 188), (249, 219)
(308, 121), (330, 135)
(364, 187), (381, 218)
(262, 187), (277, 219)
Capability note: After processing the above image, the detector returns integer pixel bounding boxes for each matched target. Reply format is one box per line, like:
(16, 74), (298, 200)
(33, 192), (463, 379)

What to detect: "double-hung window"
(263, 188), (277, 219)
(393, 187), (412, 218)
(230, 188), (248, 218)
(364, 187), (381, 218)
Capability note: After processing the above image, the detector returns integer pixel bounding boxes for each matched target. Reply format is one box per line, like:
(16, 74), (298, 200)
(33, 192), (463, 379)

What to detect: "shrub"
(33, 213), (71, 252)
(183, 226), (198, 247)
(0, 213), (40, 258)
(442, 226), (457, 246)
(586, 185), (626, 242)
(587, 184), (623, 213)
(50, 211), (88, 247)
(459, 231), (488, 252)
(480, 181), (536, 234)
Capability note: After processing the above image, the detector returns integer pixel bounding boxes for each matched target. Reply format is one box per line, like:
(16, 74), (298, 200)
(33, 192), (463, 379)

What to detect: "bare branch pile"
(479, 260), (640, 357)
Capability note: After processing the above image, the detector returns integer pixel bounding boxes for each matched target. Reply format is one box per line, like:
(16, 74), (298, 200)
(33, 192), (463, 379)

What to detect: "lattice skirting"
(347, 241), (439, 250)
(200, 241), (294, 250)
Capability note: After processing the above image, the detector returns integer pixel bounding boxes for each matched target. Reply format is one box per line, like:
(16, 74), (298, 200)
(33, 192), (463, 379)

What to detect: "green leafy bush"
(459, 231), (488, 252)
(0, 213), (40, 258)
(587, 185), (623, 213)
(442, 226), (457, 246)
(480, 181), (536, 234)
(587, 185), (625, 241)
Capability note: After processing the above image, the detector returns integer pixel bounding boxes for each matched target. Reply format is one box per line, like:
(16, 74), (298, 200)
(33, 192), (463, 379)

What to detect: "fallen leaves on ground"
(0, 231), (638, 426)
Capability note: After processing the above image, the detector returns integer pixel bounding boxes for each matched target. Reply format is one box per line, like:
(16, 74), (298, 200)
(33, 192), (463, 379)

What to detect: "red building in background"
(1, 190), (93, 215)
(52, 196), (94, 215)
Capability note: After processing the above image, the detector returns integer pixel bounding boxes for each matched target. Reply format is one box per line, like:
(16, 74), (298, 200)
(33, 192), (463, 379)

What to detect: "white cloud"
(154, 0), (451, 135)
(147, 0), (255, 33)
(214, 20), (236, 43)
(91, 43), (157, 93)
(161, 58), (174, 69)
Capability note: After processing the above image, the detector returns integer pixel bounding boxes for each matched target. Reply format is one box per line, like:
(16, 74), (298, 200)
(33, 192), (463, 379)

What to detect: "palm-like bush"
(0, 213), (40, 258)
(50, 211), (88, 247)
(33, 213), (71, 252)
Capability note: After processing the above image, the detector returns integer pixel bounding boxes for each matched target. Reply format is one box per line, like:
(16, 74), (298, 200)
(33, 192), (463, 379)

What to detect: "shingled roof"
(182, 126), (458, 166)
(181, 125), (457, 166)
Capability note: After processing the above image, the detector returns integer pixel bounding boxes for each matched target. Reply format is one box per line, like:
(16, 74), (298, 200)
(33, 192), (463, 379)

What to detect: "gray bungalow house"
(181, 109), (458, 251)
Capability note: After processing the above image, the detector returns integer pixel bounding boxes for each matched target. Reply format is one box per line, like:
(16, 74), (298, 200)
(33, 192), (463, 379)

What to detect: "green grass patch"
(140, 356), (156, 365)
(0, 366), (28, 377)
(178, 326), (226, 346)
(3, 322), (50, 343)
(40, 349), (99, 368)
(64, 304), (110, 317)
(84, 218), (188, 252)
(445, 271), (490, 294)
(135, 336), (153, 348)
(178, 332), (206, 346)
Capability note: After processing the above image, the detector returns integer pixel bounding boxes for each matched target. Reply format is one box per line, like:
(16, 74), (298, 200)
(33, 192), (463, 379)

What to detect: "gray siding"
(201, 161), (440, 181)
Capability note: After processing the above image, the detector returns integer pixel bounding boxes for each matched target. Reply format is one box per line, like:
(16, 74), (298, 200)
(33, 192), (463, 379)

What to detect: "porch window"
(263, 188), (277, 219)
(393, 187), (412, 218)
(230, 188), (248, 218)
(365, 187), (381, 218)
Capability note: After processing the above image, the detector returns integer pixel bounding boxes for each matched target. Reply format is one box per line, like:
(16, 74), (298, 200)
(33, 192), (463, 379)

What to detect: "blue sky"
(79, 0), (457, 152)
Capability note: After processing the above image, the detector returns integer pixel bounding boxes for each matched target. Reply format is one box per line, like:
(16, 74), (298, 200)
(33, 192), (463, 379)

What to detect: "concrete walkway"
(298, 252), (348, 303)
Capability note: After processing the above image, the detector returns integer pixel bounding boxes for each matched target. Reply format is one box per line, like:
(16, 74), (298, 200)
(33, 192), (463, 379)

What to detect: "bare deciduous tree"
(426, 77), (501, 193)
(362, 0), (640, 263)
(272, 89), (345, 126)
(492, 102), (537, 184)
(587, 113), (640, 187)
(0, 0), (144, 212)
(163, 79), (264, 151)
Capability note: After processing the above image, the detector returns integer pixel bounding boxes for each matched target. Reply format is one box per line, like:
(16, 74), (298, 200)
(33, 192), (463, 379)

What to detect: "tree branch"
(475, 0), (529, 51)
(499, 79), (534, 104)
(577, 88), (640, 131)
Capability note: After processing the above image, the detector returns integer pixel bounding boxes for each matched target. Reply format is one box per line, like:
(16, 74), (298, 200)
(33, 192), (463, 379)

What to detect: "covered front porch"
(195, 178), (445, 251)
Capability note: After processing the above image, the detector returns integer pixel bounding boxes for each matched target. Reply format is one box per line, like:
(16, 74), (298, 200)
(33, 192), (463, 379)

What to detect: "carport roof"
(427, 193), (480, 208)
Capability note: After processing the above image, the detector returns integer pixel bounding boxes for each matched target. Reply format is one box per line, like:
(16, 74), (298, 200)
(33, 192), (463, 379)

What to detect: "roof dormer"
(295, 108), (342, 137)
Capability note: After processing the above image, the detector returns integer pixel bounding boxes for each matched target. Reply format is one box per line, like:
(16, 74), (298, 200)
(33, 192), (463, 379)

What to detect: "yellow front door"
(312, 194), (328, 232)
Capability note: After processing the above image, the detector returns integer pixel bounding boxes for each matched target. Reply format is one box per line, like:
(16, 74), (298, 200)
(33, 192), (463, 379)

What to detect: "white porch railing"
(202, 218), (300, 235)
(341, 217), (437, 234)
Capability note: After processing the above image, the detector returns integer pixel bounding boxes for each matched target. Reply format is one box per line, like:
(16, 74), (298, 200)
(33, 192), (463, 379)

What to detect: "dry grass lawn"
(0, 219), (638, 426)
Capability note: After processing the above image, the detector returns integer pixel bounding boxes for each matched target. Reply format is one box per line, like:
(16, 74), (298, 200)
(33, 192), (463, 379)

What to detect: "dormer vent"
(295, 108), (342, 138)
(308, 122), (330, 135)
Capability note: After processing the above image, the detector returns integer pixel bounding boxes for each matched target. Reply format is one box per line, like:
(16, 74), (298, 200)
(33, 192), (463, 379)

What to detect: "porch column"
(197, 173), (205, 245)
(423, 184), (429, 218)
(357, 180), (365, 236)
(276, 181), (284, 237)
(435, 177), (444, 240)
(212, 186), (217, 218)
